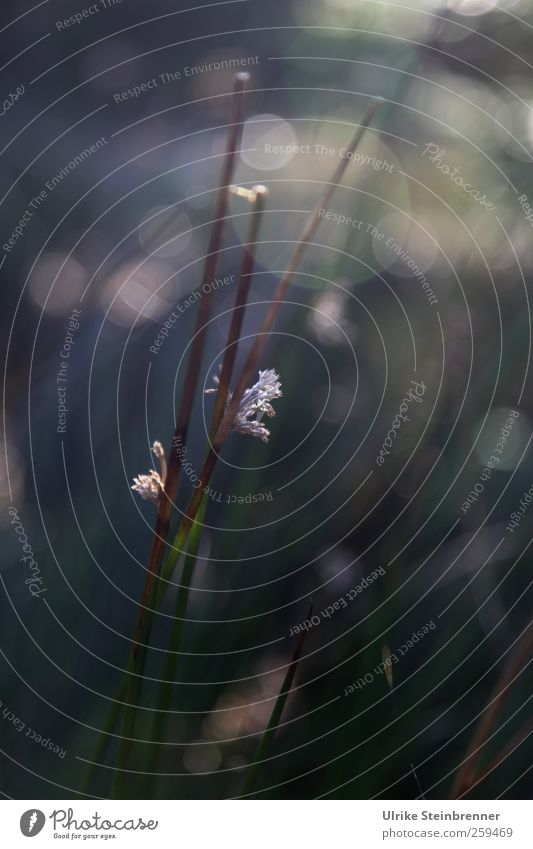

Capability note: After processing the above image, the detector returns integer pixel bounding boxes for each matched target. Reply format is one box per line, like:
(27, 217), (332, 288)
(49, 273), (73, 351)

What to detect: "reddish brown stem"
(450, 623), (533, 798)
(210, 185), (269, 434)
(168, 101), (381, 548)
(242, 601), (313, 795)
(160, 186), (269, 584)
(132, 72), (249, 652)
(459, 716), (533, 797)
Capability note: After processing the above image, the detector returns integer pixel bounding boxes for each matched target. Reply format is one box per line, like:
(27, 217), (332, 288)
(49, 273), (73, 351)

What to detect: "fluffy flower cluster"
(207, 368), (282, 443)
(131, 441), (166, 503)
(132, 372), (282, 504)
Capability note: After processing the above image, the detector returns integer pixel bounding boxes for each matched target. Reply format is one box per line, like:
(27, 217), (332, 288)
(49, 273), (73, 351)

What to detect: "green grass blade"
(242, 603), (312, 797)
(138, 491), (209, 795)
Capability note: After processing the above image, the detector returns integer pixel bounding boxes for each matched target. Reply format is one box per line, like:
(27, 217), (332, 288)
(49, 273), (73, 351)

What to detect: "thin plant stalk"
(83, 676), (128, 795)
(242, 603), (313, 796)
(160, 494), (209, 712)
(132, 71), (249, 655)
(85, 92), (249, 792)
(382, 643), (425, 798)
(450, 623), (533, 798)
(160, 495), (207, 708)
(461, 716), (533, 795)
(220, 99), (382, 436)
(157, 184), (270, 596)
(112, 656), (143, 796)
(112, 98), (379, 796)
(161, 101), (381, 580)
(140, 187), (269, 790)
(210, 185), (269, 433)
(111, 74), (249, 795)
(138, 492), (209, 796)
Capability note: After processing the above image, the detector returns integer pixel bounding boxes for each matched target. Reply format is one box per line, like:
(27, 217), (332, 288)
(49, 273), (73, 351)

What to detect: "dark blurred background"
(0, 0), (531, 799)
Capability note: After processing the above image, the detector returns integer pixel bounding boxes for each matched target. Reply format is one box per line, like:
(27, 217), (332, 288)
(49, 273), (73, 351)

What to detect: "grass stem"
(241, 602), (313, 796)
(161, 102), (382, 576)
(110, 74), (249, 796)
(450, 623), (533, 798)
(132, 72), (249, 656)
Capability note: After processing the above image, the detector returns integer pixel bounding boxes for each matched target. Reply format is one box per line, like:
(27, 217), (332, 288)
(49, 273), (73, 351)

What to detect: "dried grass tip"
(132, 441), (167, 503)
(206, 368), (282, 443)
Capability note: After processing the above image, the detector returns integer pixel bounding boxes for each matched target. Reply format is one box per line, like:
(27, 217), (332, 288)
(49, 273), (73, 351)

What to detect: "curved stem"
(450, 623), (533, 798)
(162, 101), (382, 576)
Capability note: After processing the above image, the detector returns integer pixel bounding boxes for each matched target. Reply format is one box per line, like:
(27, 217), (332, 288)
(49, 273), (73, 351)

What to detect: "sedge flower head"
(206, 368), (282, 443)
(132, 441), (167, 503)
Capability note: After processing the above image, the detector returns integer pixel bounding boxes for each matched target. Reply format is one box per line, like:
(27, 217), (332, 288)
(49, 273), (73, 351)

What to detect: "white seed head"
(152, 440), (165, 461)
(229, 184), (270, 203)
(131, 470), (164, 504)
(206, 368), (282, 443)
(132, 440), (167, 503)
